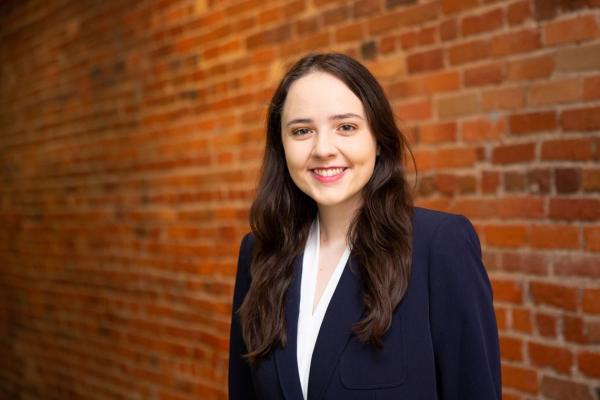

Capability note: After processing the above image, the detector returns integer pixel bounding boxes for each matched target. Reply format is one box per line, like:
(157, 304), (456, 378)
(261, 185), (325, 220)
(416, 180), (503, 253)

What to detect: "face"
(281, 71), (378, 211)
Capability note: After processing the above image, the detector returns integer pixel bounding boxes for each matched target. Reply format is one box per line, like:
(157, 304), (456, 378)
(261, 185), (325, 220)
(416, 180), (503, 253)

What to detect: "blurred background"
(0, 0), (599, 399)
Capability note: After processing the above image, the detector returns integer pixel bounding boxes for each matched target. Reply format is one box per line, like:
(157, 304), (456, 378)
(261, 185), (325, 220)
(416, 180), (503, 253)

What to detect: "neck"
(317, 197), (362, 248)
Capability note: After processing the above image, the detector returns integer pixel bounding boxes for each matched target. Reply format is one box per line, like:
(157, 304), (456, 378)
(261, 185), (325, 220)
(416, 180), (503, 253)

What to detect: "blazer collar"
(274, 252), (364, 400)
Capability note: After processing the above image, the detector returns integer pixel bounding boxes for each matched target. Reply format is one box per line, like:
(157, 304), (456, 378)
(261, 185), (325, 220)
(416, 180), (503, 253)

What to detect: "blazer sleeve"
(428, 214), (501, 400)
(228, 233), (257, 400)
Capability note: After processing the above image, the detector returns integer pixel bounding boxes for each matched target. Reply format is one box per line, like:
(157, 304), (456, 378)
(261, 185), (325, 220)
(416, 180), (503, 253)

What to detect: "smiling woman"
(229, 53), (501, 400)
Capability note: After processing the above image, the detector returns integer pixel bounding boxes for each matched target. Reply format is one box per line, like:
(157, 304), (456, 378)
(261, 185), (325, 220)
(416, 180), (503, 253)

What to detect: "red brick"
(481, 170), (500, 194)
(530, 281), (578, 311)
(541, 138), (594, 161)
(484, 224), (529, 247)
(509, 111), (556, 134)
(541, 376), (594, 400)
(440, 17), (458, 41)
(582, 169), (600, 192)
(565, 315), (591, 344)
(464, 62), (504, 87)
(296, 17), (319, 36)
(582, 288), (600, 314)
(544, 15), (600, 46)
(448, 39), (489, 65)
(442, 0), (478, 13)
(492, 143), (535, 164)
(502, 365), (539, 394)
(527, 78), (582, 106)
(379, 35), (396, 54)
(531, 225), (579, 249)
(388, 70), (459, 98)
(322, 5), (349, 26)
(482, 87), (524, 110)
(462, 117), (505, 142)
(535, 312), (558, 337)
(461, 8), (504, 36)
(495, 306), (509, 331)
(583, 226), (600, 252)
(492, 278), (523, 303)
(246, 23), (292, 49)
(583, 75), (600, 100)
(560, 106), (600, 131)
(394, 98), (432, 121)
(507, 54), (554, 81)
(550, 198), (600, 221)
(500, 336), (523, 361)
(578, 352), (600, 379)
(418, 122), (456, 144)
(435, 173), (457, 195)
(491, 29), (541, 57)
(353, 0), (380, 17)
(529, 341), (573, 374)
(512, 307), (534, 333)
(406, 48), (444, 73)
(368, 2), (438, 35)
(434, 147), (477, 168)
(335, 22), (365, 43)
(497, 196), (544, 219)
(507, 0), (532, 26)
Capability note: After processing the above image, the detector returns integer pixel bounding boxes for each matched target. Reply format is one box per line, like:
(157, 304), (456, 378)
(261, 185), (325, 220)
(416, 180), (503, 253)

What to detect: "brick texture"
(1, 1), (599, 399)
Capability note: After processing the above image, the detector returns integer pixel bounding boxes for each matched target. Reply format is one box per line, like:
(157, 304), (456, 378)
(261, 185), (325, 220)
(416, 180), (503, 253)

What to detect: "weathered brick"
(418, 122), (456, 144)
(462, 117), (505, 142)
(484, 224), (529, 247)
(448, 39), (489, 65)
(437, 92), (481, 118)
(550, 198), (600, 221)
(500, 336), (523, 361)
(556, 43), (600, 71)
(482, 87), (525, 110)
(541, 376), (594, 400)
(527, 78), (582, 106)
(578, 352), (600, 379)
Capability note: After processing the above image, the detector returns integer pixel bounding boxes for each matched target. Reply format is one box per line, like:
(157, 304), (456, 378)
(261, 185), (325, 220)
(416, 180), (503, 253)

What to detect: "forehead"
(282, 72), (365, 121)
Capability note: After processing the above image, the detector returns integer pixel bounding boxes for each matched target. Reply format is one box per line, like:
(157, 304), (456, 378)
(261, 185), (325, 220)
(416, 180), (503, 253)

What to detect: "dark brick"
(360, 41), (377, 59)
(555, 168), (581, 193)
(386, 0), (418, 8)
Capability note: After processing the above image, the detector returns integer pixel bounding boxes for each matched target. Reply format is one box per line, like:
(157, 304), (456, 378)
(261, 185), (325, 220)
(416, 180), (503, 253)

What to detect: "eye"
(338, 124), (357, 133)
(292, 127), (312, 136)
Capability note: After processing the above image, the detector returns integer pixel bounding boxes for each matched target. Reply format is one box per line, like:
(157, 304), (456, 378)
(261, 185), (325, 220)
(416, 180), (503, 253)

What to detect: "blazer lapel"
(274, 252), (305, 400)
(307, 254), (364, 400)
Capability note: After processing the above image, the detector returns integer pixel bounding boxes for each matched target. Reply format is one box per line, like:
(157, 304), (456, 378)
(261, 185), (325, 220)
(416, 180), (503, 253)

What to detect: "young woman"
(228, 52), (501, 400)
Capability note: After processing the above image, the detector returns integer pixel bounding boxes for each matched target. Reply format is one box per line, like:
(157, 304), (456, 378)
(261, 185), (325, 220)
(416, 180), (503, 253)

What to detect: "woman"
(229, 52), (501, 400)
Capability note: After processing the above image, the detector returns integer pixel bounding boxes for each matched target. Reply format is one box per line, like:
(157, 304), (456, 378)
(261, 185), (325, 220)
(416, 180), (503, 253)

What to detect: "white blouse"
(296, 217), (351, 400)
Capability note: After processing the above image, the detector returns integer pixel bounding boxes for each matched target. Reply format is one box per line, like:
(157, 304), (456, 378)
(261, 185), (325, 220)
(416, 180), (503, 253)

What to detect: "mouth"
(310, 167), (349, 183)
(310, 167), (349, 177)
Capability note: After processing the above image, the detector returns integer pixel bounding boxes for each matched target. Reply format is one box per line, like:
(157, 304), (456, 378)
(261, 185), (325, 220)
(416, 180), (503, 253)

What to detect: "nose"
(313, 129), (337, 158)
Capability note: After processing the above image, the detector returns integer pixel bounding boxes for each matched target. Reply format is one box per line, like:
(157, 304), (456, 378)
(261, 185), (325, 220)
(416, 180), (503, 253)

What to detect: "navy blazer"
(229, 207), (501, 399)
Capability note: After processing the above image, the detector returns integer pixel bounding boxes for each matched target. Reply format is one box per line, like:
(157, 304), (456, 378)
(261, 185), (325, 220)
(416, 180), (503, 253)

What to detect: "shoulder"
(411, 206), (479, 253)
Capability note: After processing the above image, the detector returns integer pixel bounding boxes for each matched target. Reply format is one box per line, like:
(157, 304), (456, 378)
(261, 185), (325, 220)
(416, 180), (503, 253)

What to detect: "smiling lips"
(310, 167), (348, 183)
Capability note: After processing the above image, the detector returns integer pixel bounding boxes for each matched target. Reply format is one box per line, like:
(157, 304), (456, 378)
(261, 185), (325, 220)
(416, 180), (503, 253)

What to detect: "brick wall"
(0, 0), (599, 399)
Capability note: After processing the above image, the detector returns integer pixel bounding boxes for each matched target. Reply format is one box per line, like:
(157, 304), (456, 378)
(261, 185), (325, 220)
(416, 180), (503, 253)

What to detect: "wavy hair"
(238, 52), (414, 365)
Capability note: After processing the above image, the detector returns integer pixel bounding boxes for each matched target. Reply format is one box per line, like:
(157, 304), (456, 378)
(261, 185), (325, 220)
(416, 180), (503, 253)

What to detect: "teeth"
(313, 168), (345, 177)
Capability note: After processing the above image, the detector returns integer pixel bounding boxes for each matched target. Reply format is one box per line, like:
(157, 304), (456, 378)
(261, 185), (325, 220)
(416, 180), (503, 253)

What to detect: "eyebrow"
(285, 113), (364, 127)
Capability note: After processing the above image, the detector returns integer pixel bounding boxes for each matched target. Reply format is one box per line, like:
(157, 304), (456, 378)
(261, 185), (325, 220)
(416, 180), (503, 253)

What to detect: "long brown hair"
(238, 52), (414, 365)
